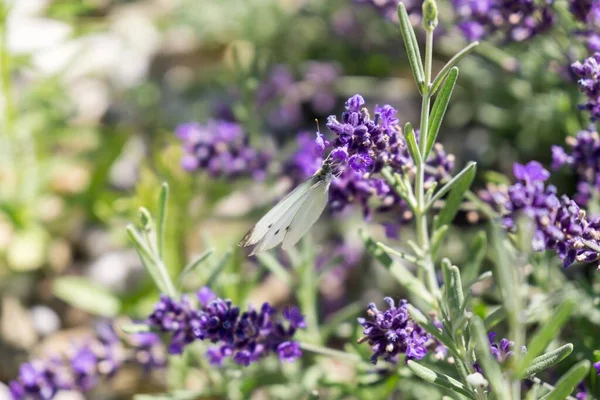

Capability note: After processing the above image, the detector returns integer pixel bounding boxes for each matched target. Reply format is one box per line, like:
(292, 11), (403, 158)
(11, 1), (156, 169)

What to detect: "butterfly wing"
(248, 189), (311, 256)
(239, 177), (316, 248)
(281, 174), (332, 251)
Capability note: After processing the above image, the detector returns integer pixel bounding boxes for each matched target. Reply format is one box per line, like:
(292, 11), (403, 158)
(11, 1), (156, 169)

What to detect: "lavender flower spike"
(357, 297), (430, 364)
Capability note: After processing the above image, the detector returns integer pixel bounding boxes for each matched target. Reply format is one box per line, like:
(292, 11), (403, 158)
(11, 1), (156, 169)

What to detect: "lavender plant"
(9, 1), (600, 399)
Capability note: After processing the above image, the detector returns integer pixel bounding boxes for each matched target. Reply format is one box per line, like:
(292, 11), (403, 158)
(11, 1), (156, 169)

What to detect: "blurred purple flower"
(175, 120), (271, 181)
(451, 0), (555, 42)
(551, 131), (600, 206)
(572, 53), (600, 121)
(9, 323), (164, 400)
(354, 0), (422, 25)
(277, 342), (303, 363)
(257, 62), (341, 129)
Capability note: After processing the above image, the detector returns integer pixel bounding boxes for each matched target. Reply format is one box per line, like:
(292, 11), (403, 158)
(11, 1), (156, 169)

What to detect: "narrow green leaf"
(127, 225), (177, 297)
(429, 225), (448, 259)
(449, 265), (465, 319)
(361, 230), (434, 307)
(521, 344), (573, 378)
(205, 250), (232, 287)
(466, 271), (492, 290)
(471, 317), (511, 399)
(407, 305), (458, 355)
(257, 252), (293, 285)
(53, 276), (121, 317)
(157, 182), (169, 260)
(376, 241), (419, 264)
(179, 248), (214, 285)
(484, 307), (506, 330)
(407, 360), (476, 399)
(490, 228), (519, 327)
(431, 42), (478, 95)
(120, 324), (151, 334)
(517, 301), (574, 375)
(397, 3), (425, 90)
(426, 67), (459, 159)
(462, 231), (487, 286)
(434, 162), (477, 229)
(404, 123), (422, 165)
(428, 161), (476, 212)
(539, 360), (590, 400)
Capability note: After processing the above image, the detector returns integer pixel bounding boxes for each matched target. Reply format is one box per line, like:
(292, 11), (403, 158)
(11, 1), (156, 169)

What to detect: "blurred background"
(0, 0), (596, 399)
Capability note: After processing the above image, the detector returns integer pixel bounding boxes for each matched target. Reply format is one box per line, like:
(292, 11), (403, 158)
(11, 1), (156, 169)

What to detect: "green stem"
(0, 4), (14, 137)
(298, 247), (321, 343)
(0, 3), (16, 200)
(299, 342), (361, 363)
(414, 29), (441, 302)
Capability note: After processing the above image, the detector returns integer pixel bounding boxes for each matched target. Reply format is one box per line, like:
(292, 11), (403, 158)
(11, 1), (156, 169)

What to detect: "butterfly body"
(240, 164), (333, 256)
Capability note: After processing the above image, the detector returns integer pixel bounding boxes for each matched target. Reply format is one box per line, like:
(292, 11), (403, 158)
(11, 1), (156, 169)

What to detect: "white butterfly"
(239, 163), (333, 256)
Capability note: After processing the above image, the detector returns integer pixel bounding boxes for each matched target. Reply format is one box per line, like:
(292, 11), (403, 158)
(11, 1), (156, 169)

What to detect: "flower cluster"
(146, 287), (305, 366)
(257, 62), (341, 129)
(569, 0), (600, 51)
(176, 120), (270, 181)
(451, 0), (555, 42)
(9, 323), (165, 400)
(357, 297), (430, 364)
(572, 53), (600, 121)
(285, 95), (454, 236)
(482, 161), (600, 267)
(552, 130), (600, 206)
(325, 95), (402, 174)
(353, 0), (422, 24)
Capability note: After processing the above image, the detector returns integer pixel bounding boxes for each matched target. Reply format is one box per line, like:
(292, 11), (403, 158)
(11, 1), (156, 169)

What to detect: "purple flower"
(257, 62), (341, 128)
(353, 0), (422, 24)
(283, 306), (307, 329)
(197, 286), (217, 307)
(594, 360), (600, 375)
(576, 382), (590, 400)
(9, 360), (72, 400)
(9, 323), (165, 400)
(572, 54), (600, 122)
(286, 95), (453, 237)
(357, 297), (430, 364)
(127, 332), (166, 372)
(482, 161), (600, 267)
(195, 297), (240, 344)
(277, 341), (303, 363)
(175, 120), (271, 181)
(147, 295), (202, 354)
(451, 0), (555, 42)
(488, 332), (523, 362)
(551, 131), (600, 206)
(285, 132), (325, 183)
(513, 161), (550, 183)
(148, 288), (305, 367)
